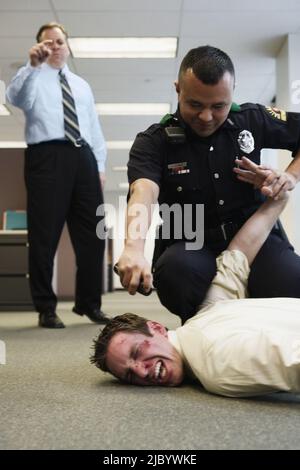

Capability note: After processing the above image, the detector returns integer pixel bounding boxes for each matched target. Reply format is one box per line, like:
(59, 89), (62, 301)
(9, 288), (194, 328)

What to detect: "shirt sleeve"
(258, 104), (300, 156)
(202, 249), (250, 307)
(6, 62), (41, 111)
(128, 128), (164, 187)
(87, 84), (107, 172)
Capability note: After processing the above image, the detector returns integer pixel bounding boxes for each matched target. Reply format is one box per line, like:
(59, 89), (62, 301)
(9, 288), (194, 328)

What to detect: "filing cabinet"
(0, 230), (33, 310)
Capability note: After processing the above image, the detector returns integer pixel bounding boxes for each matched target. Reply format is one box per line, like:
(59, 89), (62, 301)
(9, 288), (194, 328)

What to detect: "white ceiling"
(1, 0), (300, 191)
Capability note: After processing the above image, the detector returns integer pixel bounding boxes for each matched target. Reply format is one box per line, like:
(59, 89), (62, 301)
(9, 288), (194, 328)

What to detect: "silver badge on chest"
(237, 130), (255, 154)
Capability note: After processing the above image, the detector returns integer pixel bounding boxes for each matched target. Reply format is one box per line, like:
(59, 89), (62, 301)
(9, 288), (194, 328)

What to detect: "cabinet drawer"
(0, 245), (28, 274)
(0, 276), (31, 302)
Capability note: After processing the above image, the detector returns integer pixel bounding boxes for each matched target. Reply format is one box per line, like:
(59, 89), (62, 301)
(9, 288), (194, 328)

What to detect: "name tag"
(167, 162), (190, 175)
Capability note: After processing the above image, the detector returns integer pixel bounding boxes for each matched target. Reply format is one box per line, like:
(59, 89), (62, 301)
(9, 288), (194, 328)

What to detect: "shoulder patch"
(265, 106), (287, 122)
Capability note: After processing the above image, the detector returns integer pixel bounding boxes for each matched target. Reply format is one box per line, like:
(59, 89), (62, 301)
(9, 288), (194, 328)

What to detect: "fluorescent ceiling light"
(69, 37), (177, 58)
(0, 141), (26, 148)
(0, 105), (10, 116)
(97, 103), (171, 116)
(106, 141), (133, 150)
(119, 182), (129, 189)
(113, 166), (127, 171)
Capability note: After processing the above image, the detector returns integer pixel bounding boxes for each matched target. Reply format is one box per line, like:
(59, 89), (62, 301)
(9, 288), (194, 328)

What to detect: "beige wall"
(0, 149), (27, 224)
(276, 34), (300, 254)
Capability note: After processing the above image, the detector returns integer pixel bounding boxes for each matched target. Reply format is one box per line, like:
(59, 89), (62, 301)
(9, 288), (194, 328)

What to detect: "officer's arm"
(283, 148), (300, 186)
(234, 154), (299, 200)
(126, 178), (159, 249)
(228, 194), (288, 266)
(117, 178), (159, 294)
(248, 150), (300, 200)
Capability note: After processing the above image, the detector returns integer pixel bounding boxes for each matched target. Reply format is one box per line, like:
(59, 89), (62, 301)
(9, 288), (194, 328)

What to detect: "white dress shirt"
(6, 62), (106, 172)
(170, 250), (300, 397)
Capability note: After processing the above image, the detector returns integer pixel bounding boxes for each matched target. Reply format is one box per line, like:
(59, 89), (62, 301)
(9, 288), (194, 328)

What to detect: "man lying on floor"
(91, 158), (300, 398)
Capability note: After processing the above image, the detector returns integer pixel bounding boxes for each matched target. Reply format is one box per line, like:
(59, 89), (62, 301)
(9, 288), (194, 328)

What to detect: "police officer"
(117, 45), (300, 324)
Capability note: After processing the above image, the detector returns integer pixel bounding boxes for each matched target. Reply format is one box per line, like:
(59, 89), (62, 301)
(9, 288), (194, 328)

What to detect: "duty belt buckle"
(220, 222), (228, 241)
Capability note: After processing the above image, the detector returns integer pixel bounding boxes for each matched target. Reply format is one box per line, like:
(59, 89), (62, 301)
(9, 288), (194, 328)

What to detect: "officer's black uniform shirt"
(128, 103), (300, 241)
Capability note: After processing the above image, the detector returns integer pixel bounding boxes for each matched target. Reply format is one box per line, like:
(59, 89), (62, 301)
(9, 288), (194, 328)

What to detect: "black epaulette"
(144, 123), (164, 135)
(236, 102), (260, 112)
(160, 113), (186, 144)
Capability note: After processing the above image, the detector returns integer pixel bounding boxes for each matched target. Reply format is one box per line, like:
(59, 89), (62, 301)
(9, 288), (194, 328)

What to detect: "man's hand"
(233, 156), (296, 200)
(116, 248), (152, 295)
(29, 40), (53, 67)
(260, 170), (296, 200)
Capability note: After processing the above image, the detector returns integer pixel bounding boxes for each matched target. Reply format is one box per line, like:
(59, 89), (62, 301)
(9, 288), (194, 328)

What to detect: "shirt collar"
(168, 330), (183, 357)
(41, 62), (70, 76)
(168, 329), (197, 380)
(59, 63), (69, 75)
(222, 115), (239, 130)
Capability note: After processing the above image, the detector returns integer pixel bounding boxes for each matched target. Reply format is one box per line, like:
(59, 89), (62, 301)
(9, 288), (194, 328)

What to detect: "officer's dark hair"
(179, 45), (235, 85)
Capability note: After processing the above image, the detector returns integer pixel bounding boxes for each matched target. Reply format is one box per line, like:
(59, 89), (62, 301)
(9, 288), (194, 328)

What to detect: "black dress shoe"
(72, 307), (109, 324)
(38, 312), (65, 329)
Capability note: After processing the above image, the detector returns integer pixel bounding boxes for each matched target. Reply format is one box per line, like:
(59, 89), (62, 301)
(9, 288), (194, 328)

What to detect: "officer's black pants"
(153, 233), (300, 324)
(24, 141), (105, 314)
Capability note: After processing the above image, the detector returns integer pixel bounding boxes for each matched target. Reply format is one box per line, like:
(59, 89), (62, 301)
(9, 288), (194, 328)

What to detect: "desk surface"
(0, 230), (27, 234)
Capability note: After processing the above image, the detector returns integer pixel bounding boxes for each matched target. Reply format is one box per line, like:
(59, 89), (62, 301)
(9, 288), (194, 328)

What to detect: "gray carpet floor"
(1, 291), (300, 450)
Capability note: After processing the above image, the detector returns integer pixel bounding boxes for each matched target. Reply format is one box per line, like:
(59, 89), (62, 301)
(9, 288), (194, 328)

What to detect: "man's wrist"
(286, 170), (299, 184)
(26, 61), (42, 72)
(125, 239), (145, 251)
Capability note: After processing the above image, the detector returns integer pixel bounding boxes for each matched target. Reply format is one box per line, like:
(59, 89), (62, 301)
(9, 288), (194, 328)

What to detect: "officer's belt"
(204, 220), (244, 243)
(205, 219), (281, 243)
